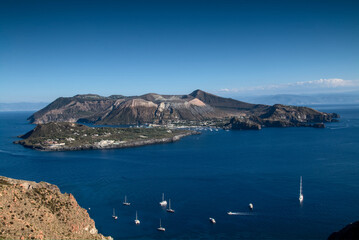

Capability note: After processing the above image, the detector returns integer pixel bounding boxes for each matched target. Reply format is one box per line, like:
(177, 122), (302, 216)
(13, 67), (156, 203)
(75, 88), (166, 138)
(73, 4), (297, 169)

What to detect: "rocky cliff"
(328, 221), (359, 240)
(0, 176), (112, 240)
(28, 90), (339, 129)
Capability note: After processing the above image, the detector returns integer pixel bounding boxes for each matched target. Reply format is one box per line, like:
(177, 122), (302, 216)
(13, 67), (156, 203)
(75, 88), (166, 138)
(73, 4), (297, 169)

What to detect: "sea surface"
(1, 104), (359, 240)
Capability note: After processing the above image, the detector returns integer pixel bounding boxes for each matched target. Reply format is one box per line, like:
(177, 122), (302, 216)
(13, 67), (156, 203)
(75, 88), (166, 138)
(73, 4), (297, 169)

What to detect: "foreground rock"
(328, 221), (359, 240)
(27, 90), (339, 130)
(14, 122), (198, 151)
(0, 176), (112, 240)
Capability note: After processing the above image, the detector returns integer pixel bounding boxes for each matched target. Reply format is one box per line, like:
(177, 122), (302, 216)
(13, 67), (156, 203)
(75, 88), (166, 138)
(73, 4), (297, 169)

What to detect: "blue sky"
(1, 0), (358, 102)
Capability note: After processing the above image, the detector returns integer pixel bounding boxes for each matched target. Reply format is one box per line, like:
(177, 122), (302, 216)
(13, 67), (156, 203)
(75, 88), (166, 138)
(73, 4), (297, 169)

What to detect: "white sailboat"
(112, 208), (118, 220)
(157, 218), (165, 232)
(159, 193), (167, 206)
(299, 176), (304, 203)
(123, 195), (131, 206)
(166, 199), (175, 213)
(134, 211), (140, 225)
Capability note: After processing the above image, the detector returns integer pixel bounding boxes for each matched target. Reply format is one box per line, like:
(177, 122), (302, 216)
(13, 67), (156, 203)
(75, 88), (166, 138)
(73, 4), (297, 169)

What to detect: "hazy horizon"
(0, 89), (359, 104)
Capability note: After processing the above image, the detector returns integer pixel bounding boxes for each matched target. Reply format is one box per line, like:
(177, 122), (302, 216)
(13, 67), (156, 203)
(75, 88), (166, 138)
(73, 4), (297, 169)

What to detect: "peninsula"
(14, 122), (198, 151)
(0, 176), (112, 240)
(28, 90), (339, 130)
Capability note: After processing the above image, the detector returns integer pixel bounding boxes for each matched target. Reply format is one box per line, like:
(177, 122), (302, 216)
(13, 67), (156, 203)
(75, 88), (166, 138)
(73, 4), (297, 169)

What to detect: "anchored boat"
(166, 199), (175, 213)
(157, 218), (165, 232)
(123, 195), (131, 206)
(134, 211), (140, 225)
(112, 208), (118, 220)
(159, 193), (167, 206)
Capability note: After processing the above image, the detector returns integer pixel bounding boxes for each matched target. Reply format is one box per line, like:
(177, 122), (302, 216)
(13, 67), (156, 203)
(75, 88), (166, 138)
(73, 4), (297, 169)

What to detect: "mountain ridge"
(28, 90), (339, 129)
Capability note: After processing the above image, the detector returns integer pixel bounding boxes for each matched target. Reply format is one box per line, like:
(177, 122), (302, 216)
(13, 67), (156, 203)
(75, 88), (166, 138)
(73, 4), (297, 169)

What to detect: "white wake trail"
(227, 212), (254, 216)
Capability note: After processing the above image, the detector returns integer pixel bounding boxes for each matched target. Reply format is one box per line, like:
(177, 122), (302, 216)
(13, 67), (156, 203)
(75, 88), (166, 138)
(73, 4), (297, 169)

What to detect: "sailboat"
(299, 176), (304, 203)
(112, 208), (118, 220)
(159, 193), (167, 206)
(123, 195), (131, 206)
(166, 199), (175, 213)
(157, 218), (165, 231)
(134, 211), (140, 225)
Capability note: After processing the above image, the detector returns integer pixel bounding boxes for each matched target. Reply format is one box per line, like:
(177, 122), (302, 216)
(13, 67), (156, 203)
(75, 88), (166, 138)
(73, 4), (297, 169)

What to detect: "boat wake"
(0, 149), (23, 156)
(328, 126), (350, 130)
(227, 212), (254, 216)
(328, 122), (351, 130)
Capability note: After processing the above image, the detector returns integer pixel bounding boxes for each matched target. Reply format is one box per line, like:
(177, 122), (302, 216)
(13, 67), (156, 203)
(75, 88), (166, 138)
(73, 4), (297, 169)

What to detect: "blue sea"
(1, 105), (359, 240)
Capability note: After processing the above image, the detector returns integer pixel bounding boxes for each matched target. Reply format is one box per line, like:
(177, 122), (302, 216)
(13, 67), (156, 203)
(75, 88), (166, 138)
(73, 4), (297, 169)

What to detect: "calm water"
(1, 105), (359, 239)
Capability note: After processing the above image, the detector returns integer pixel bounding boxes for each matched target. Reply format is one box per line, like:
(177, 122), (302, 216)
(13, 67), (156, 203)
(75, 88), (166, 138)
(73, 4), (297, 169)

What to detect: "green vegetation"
(15, 122), (196, 151)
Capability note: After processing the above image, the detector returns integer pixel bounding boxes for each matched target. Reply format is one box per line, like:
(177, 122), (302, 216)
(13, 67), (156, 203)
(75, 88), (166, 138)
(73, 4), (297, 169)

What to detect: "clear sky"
(1, 0), (358, 102)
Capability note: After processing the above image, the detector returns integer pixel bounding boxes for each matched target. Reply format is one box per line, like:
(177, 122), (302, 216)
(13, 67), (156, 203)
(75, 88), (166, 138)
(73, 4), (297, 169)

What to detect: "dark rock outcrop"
(224, 104), (339, 130)
(223, 117), (261, 130)
(328, 221), (359, 240)
(258, 104), (338, 124)
(313, 123), (325, 128)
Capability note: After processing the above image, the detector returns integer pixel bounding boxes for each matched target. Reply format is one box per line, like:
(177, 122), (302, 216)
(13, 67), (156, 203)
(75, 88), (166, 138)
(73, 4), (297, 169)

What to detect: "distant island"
(0, 176), (112, 240)
(15, 122), (198, 151)
(0, 102), (49, 112)
(239, 92), (359, 106)
(28, 89), (339, 130)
